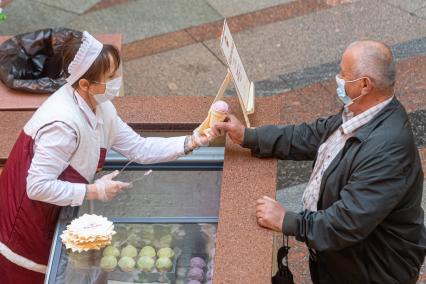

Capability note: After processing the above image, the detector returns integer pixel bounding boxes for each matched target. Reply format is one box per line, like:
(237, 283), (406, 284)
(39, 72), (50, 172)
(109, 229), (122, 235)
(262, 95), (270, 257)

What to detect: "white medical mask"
(91, 76), (122, 104)
(335, 75), (366, 106)
(93, 93), (108, 104)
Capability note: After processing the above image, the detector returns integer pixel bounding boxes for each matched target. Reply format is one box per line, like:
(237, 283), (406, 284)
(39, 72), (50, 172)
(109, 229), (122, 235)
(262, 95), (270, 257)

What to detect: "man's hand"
(212, 114), (245, 145)
(256, 196), (286, 232)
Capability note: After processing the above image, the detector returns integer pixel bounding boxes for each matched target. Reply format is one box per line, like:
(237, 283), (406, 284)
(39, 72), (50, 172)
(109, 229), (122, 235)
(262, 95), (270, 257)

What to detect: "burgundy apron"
(0, 130), (106, 284)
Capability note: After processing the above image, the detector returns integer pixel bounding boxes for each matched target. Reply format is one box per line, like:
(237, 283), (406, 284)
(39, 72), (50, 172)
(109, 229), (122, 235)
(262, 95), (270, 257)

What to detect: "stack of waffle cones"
(61, 214), (116, 252)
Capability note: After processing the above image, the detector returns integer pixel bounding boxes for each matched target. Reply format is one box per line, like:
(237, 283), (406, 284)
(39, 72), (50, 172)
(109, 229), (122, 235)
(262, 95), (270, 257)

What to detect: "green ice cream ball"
(156, 257), (173, 272)
(103, 245), (120, 257)
(121, 245), (138, 258)
(157, 247), (175, 259)
(137, 256), (155, 272)
(139, 246), (156, 257)
(118, 256), (136, 272)
(100, 255), (117, 272)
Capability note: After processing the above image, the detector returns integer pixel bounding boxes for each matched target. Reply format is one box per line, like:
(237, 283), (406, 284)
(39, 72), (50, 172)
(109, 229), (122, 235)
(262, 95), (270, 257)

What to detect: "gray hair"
(347, 40), (396, 89)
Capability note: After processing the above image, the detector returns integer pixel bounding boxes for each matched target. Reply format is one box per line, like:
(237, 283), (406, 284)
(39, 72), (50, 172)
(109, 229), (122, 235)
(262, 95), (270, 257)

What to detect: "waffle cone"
(208, 109), (227, 126)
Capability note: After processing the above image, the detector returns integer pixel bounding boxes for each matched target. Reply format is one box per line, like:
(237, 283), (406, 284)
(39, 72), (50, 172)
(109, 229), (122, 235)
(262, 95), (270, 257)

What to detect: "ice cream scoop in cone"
(198, 100), (229, 136)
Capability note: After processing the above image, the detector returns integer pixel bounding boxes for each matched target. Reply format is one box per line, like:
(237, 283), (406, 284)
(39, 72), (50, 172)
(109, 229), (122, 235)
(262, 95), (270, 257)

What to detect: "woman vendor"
(0, 31), (216, 283)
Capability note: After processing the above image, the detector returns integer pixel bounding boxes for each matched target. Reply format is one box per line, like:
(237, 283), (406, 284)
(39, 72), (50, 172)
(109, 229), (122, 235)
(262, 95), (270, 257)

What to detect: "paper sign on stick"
(220, 20), (255, 114)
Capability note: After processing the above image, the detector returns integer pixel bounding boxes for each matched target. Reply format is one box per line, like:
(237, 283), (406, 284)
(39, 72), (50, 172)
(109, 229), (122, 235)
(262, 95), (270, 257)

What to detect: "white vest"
(24, 84), (117, 183)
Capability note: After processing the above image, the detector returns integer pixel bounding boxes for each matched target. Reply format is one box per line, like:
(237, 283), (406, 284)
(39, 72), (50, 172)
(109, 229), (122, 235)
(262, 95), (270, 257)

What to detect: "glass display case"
(45, 146), (224, 284)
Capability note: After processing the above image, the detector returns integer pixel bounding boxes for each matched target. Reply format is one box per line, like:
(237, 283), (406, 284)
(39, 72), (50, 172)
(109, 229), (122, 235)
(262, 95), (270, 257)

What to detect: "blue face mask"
(335, 75), (365, 106)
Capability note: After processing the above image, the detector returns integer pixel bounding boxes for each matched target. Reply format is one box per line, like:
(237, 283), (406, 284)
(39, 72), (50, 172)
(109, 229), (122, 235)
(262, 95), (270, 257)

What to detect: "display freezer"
(45, 147), (224, 284)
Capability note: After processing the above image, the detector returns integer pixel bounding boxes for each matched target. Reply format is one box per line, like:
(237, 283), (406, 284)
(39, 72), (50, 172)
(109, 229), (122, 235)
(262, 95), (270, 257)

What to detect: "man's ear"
(361, 77), (373, 95)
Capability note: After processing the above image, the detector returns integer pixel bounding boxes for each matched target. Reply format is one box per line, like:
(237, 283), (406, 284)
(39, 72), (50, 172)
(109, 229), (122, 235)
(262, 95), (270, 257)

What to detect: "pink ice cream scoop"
(211, 100), (229, 113)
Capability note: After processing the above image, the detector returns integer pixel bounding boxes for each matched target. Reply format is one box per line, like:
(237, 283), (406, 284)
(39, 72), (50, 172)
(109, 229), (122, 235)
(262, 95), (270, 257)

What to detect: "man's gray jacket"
(243, 97), (426, 283)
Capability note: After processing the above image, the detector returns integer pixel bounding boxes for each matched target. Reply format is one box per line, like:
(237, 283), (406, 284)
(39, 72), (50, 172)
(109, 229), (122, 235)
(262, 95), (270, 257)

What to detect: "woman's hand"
(86, 170), (130, 201)
(187, 125), (225, 151)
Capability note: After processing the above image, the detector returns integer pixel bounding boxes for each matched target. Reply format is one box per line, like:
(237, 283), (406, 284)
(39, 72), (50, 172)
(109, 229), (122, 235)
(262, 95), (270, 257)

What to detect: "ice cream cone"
(198, 100), (229, 135)
(207, 109), (226, 128)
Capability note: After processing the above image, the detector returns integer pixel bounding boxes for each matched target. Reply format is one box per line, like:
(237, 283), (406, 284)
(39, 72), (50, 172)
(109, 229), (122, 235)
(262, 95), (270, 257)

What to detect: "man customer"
(214, 40), (426, 283)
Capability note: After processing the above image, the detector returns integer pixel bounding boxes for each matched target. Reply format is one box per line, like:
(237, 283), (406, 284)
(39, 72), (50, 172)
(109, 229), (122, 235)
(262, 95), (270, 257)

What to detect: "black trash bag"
(0, 27), (82, 94)
(272, 235), (294, 284)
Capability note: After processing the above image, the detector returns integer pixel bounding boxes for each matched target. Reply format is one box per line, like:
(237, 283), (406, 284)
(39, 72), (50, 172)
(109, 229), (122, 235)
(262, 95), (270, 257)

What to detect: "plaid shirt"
(302, 96), (394, 211)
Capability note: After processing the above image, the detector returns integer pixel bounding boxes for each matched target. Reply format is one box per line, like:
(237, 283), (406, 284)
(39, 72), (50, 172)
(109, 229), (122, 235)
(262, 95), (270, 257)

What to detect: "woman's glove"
(93, 170), (130, 201)
(191, 127), (210, 147)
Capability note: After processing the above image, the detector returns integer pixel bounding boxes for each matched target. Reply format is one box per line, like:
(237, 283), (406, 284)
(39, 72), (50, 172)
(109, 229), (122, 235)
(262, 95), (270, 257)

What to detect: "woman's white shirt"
(26, 93), (186, 207)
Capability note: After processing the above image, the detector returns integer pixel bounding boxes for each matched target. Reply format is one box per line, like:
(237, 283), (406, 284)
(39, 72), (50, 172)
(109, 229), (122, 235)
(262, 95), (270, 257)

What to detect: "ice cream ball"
(139, 246), (156, 258)
(102, 245), (120, 257)
(211, 100), (229, 113)
(157, 247), (175, 258)
(156, 257), (173, 272)
(187, 280), (202, 284)
(190, 257), (206, 269)
(100, 255), (117, 272)
(121, 245), (138, 258)
(118, 256), (136, 272)
(137, 256), (155, 272)
(187, 267), (204, 281)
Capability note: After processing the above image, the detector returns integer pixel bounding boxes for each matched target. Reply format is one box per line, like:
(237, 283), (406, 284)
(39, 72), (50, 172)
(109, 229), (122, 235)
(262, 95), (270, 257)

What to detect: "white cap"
(66, 31), (103, 85)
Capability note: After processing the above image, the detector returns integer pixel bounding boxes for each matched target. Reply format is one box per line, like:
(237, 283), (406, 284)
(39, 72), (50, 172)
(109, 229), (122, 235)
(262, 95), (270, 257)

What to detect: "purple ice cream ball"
(190, 257), (206, 269)
(205, 281), (213, 284)
(188, 267), (204, 281)
(187, 281), (201, 284)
